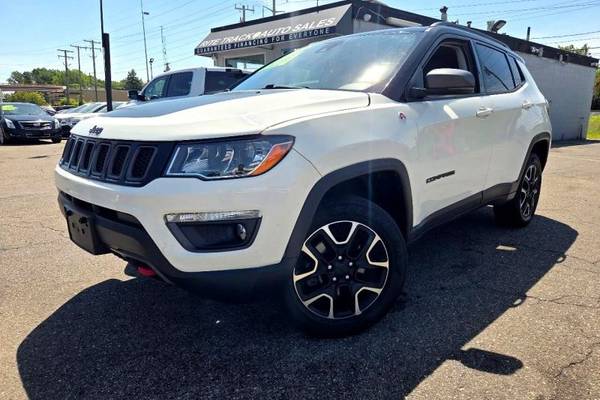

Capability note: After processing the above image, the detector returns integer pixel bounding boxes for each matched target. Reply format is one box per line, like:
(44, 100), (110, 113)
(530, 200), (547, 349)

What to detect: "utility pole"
(235, 4), (254, 23)
(84, 39), (101, 101)
(100, 0), (113, 111)
(141, 0), (150, 82)
(161, 26), (170, 72)
(57, 49), (74, 104)
(71, 44), (90, 105)
(149, 58), (154, 79)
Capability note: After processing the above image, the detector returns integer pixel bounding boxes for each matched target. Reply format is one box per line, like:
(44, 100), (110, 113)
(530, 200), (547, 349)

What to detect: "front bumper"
(55, 149), (320, 274)
(5, 126), (61, 139)
(57, 191), (293, 299)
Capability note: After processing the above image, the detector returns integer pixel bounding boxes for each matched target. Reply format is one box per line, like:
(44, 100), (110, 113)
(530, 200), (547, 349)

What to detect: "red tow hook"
(137, 265), (157, 277)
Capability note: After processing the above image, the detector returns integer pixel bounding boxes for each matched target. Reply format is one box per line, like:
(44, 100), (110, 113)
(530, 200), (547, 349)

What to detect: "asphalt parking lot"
(1, 140), (599, 399)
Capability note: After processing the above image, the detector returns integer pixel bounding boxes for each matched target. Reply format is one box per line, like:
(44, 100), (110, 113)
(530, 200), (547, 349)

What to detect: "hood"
(55, 112), (96, 120)
(71, 89), (369, 141)
(3, 114), (54, 122)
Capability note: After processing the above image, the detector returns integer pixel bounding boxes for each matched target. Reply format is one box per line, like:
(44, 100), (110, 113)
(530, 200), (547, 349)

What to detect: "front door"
(407, 38), (494, 226)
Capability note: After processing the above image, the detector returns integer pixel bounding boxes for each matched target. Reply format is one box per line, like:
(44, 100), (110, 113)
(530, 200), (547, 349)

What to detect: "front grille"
(60, 135), (175, 186)
(19, 121), (53, 130)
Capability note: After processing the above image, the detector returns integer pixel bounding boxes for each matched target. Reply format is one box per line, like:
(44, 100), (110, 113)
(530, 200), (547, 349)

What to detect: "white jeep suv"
(55, 23), (551, 336)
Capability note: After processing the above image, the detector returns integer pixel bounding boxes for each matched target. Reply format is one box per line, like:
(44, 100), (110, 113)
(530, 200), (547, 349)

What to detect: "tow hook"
(135, 265), (157, 277)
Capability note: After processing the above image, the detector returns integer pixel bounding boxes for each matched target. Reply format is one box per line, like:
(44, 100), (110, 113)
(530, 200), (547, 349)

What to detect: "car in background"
(41, 105), (57, 116)
(124, 67), (249, 107)
(0, 102), (61, 144)
(55, 101), (125, 136)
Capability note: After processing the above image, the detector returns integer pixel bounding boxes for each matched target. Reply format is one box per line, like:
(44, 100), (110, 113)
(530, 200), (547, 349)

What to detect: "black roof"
(208, 0), (597, 67)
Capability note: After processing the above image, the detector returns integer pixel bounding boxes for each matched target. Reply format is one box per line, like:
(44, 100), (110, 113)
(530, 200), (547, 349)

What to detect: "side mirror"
(128, 90), (144, 101)
(410, 68), (476, 98)
(425, 68), (475, 95)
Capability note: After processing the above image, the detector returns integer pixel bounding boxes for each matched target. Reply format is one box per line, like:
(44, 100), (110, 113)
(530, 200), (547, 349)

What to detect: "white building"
(195, 0), (598, 140)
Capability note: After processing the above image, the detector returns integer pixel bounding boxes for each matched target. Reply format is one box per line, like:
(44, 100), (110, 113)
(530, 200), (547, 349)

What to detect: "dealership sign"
(195, 5), (351, 55)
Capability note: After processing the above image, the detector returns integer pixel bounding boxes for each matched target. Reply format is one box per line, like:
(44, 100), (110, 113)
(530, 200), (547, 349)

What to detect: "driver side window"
(422, 40), (479, 93)
(143, 76), (169, 99)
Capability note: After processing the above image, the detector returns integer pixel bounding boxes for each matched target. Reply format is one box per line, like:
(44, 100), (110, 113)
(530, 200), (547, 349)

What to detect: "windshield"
(0, 103), (45, 116)
(76, 103), (103, 113)
(234, 30), (421, 92)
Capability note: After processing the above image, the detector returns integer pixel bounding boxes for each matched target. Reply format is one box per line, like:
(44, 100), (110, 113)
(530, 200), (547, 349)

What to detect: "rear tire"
(494, 153), (542, 227)
(284, 196), (407, 337)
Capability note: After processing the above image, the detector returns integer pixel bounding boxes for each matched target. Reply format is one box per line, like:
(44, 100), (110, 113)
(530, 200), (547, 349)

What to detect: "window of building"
(475, 44), (515, 94)
(225, 54), (265, 71)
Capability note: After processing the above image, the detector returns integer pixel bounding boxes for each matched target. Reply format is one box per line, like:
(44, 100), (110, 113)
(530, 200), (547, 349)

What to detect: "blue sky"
(1, 0), (599, 83)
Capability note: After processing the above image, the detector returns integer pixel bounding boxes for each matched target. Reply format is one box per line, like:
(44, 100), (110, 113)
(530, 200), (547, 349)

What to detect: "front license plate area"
(65, 207), (107, 255)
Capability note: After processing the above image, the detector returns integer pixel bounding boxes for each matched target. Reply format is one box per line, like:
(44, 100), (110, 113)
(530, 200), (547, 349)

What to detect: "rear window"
(204, 71), (247, 94)
(475, 44), (515, 94)
(166, 71), (193, 97)
(507, 57), (525, 87)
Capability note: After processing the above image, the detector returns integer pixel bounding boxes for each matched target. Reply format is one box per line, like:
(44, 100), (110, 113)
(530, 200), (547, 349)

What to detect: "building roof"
(196, 0), (598, 67)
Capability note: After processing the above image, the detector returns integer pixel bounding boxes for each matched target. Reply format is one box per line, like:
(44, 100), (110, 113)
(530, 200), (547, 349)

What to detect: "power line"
(533, 29), (600, 39)
(452, 0), (600, 16)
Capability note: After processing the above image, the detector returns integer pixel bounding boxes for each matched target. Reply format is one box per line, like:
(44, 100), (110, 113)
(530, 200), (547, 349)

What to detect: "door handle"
(522, 100), (534, 110)
(476, 106), (493, 118)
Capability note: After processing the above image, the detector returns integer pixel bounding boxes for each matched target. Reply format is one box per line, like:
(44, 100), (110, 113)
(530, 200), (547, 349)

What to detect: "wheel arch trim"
(511, 132), (551, 193)
(282, 158), (413, 260)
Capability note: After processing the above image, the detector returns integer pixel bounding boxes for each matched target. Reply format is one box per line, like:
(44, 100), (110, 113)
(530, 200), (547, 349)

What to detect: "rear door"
(473, 44), (531, 189)
(407, 37), (494, 225)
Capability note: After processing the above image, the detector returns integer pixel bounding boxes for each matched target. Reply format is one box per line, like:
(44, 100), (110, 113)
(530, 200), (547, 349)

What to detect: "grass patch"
(588, 114), (600, 140)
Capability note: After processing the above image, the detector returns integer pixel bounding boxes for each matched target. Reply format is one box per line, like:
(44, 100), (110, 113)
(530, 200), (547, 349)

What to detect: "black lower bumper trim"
(58, 192), (293, 301)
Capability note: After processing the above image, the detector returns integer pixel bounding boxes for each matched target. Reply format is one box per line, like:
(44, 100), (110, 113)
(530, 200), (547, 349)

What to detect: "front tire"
(51, 135), (62, 144)
(494, 153), (543, 227)
(284, 196), (407, 337)
(0, 128), (10, 145)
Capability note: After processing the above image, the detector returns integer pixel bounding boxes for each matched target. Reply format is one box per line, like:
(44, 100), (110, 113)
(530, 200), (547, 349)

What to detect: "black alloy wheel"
(285, 196), (407, 336)
(494, 153), (543, 227)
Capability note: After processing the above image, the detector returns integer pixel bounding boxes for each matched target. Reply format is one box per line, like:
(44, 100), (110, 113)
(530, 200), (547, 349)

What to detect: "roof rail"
(429, 21), (509, 49)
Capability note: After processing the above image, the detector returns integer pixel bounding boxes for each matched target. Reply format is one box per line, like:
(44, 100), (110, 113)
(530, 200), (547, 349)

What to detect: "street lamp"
(141, 0), (150, 82)
(99, 0), (113, 111)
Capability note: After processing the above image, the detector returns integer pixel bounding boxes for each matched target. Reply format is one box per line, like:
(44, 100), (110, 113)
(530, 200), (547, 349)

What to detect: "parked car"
(55, 23), (551, 336)
(41, 105), (56, 116)
(1, 102), (61, 144)
(123, 67), (249, 107)
(55, 102), (125, 136)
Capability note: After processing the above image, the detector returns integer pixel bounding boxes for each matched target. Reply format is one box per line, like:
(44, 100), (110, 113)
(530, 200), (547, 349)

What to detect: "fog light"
(165, 211), (261, 252)
(236, 223), (247, 241)
(165, 210), (261, 223)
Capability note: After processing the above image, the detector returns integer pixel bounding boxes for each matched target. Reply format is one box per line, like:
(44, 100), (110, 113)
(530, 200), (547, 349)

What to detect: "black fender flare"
(510, 132), (551, 194)
(282, 158), (413, 261)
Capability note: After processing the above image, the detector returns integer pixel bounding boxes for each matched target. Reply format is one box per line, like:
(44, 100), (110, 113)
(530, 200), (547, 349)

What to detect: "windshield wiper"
(262, 84), (310, 89)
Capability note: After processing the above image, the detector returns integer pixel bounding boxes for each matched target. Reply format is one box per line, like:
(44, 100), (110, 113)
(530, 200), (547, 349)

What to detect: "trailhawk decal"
(426, 170), (455, 184)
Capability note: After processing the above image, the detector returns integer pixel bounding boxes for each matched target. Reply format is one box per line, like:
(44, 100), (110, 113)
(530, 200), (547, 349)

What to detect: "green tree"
(558, 43), (589, 56)
(5, 91), (47, 105)
(122, 69), (144, 91)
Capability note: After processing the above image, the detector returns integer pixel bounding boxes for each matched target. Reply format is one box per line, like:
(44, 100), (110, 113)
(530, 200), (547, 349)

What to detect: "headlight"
(53, 119), (60, 129)
(5, 119), (15, 129)
(165, 135), (294, 180)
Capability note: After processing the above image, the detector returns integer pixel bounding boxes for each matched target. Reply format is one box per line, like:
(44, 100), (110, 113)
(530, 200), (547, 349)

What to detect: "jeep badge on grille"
(88, 125), (104, 136)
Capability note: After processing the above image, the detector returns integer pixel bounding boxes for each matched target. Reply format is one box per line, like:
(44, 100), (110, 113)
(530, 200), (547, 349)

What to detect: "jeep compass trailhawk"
(56, 23), (551, 336)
